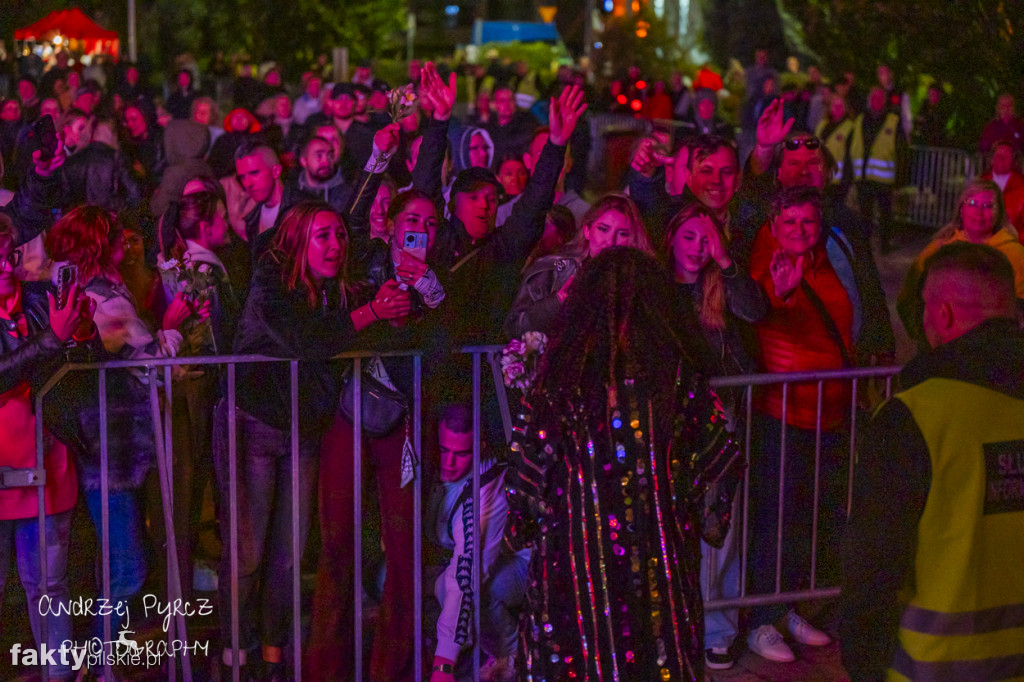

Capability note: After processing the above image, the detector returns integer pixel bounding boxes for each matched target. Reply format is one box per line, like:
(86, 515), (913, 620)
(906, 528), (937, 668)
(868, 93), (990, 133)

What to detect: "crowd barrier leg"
(471, 352), (482, 680)
(353, 358), (364, 681)
(99, 368), (113, 681)
(289, 360), (302, 682)
(227, 363), (241, 682)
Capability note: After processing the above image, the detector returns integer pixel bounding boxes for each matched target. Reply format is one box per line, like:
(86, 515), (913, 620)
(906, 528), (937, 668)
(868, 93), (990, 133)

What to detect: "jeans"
(701, 496), (741, 650)
(306, 413), (414, 682)
(84, 489), (147, 640)
(747, 415), (848, 628)
(480, 553), (530, 658)
(212, 400), (318, 652)
(0, 509), (74, 679)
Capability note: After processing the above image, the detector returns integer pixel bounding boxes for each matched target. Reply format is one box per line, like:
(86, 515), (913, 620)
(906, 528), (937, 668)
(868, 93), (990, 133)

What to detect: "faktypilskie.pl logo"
(9, 594), (211, 672)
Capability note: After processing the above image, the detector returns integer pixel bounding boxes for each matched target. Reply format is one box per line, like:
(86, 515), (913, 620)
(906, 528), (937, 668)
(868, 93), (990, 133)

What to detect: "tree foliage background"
(778, 0), (1024, 143)
(1, 0), (406, 78)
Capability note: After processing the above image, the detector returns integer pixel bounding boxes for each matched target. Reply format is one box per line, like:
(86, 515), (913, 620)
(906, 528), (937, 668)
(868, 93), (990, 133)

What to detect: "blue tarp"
(473, 20), (560, 45)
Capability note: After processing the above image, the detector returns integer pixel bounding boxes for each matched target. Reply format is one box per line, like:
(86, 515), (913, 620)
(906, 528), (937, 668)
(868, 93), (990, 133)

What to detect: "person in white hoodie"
(428, 405), (528, 682)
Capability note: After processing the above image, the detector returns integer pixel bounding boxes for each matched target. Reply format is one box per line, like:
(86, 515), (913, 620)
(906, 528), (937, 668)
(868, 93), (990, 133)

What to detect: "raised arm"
(494, 85), (586, 264)
(412, 62), (456, 199)
(3, 141), (67, 247)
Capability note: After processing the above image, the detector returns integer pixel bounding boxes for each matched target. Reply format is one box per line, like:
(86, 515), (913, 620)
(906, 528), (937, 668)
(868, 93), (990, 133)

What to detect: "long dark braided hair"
(532, 247), (707, 420)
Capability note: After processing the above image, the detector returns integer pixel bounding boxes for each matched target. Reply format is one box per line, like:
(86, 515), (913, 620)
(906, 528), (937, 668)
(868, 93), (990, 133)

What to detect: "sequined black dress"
(504, 373), (741, 681)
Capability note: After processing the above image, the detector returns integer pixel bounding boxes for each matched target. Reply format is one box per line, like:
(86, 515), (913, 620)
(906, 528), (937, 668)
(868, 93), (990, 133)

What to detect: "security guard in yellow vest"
(841, 242), (1024, 681)
(851, 86), (906, 252)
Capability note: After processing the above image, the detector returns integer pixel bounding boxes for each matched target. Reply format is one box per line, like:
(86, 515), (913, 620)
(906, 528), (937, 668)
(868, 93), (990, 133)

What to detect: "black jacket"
(60, 142), (142, 213)
(2, 169), (61, 248)
(231, 256), (359, 438)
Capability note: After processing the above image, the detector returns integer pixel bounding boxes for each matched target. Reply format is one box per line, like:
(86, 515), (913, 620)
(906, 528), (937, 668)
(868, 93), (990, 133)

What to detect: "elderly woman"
(898, 178), (1024, 350)
(744, 185), (864, 664)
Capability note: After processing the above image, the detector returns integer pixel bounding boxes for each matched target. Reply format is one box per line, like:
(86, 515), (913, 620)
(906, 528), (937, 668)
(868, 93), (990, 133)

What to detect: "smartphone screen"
(55, 263), (78, 309)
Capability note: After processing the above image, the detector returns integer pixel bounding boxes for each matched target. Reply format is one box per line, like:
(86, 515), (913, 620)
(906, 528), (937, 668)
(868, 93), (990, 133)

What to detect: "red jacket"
(749, 225), (854, 431)
(0, 287), (77, 520)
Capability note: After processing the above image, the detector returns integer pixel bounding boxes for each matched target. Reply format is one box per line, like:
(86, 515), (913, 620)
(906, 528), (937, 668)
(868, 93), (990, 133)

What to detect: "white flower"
(522, 331), (547, 353)
(197, 263), (212, 274)
(159, 259), (180, 271)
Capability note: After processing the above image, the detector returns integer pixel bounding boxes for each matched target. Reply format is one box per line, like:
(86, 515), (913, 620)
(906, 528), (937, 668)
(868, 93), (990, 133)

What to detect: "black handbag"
(339, 363), (408, 437)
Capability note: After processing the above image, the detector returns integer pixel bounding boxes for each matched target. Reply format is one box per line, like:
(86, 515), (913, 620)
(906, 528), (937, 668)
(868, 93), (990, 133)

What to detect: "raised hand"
(755, 99), (794, 149)
(395, 249), (428, 284)
(33, 136), (66, 178)
(47, 282), (93, 342)
(372, 122), (401, 158)
(769, 248), (804, 299)
(549, 85), (587, 147)
(630, 137), (672, 178)
(697, 216), (732, 270)
(419, 61), (457, 122)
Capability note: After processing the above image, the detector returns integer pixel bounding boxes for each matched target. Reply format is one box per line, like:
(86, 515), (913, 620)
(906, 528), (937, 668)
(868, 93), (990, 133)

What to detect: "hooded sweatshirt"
(453, 125), (496, 174)
(151, 119), (212, 216)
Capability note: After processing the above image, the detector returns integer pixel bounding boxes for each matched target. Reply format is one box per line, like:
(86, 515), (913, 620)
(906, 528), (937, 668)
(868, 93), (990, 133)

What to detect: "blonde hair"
(664, 202), (728, 331)
(934, 178), (1017, 242)
(559, 193), (653, 261)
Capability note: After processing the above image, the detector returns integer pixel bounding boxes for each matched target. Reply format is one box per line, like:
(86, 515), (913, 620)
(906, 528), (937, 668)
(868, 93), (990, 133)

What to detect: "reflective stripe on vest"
(886, 379), (1024, 682)
(850, 112), (900, 184)
(815, 118), (854, 185)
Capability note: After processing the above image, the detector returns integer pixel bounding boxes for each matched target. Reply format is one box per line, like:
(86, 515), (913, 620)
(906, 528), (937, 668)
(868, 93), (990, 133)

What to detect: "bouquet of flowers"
(500, 331), (547, 393)
(385, 83), (418, 125)
(159, 255), (218, 303)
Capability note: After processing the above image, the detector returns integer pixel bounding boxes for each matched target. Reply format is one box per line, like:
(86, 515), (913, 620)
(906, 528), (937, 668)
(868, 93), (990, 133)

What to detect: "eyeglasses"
(0, 250), (22, 270)
(965, 198), (996, 210)
(783, 138), (821, 151)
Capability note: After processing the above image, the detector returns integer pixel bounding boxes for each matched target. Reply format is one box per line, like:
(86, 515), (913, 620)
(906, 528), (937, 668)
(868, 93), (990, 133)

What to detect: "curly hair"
(269, 201), (350, 308)
(533, 247), (703, 415)
(45, 205), (124, 284)
(664, 202), (728, 331)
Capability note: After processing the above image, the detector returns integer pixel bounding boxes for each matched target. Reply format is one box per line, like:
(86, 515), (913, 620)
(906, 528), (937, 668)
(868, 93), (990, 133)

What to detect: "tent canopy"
(15, 8), (118, 43)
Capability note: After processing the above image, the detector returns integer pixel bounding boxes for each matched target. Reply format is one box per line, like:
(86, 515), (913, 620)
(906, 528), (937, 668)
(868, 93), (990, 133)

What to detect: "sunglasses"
(784, 138), (821, 151)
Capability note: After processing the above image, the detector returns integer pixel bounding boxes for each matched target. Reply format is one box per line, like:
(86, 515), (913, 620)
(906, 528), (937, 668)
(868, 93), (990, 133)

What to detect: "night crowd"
(1, 47), (1023, 682)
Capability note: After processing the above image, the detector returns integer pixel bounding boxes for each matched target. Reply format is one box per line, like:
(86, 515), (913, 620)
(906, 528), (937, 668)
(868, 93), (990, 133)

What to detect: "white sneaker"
(747, 624), (795, 663)
(479, 655), (516, 682)
(785, 610), (832, 646)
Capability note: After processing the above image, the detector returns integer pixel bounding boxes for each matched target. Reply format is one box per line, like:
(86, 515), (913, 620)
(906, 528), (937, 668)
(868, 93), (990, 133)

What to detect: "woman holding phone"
(307, 187), (446, 682)
(217, 200), (410, 679)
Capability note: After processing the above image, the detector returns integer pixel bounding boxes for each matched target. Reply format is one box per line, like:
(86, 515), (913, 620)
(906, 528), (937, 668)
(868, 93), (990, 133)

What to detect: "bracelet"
(431, 663), (454, 673)
(368, 301), (381, 321)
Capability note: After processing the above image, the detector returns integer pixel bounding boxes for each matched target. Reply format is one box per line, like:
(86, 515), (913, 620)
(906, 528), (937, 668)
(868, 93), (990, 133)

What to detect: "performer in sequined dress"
(503, 247), (744, 681)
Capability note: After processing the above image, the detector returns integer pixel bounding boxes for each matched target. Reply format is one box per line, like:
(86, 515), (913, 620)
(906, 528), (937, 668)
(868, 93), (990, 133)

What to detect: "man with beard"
(292, 135), (352, 212)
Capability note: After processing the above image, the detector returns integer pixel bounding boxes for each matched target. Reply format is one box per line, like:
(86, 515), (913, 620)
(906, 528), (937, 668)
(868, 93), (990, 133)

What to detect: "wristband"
(431, 663), (454, 673)
(369, 301), (381, 321)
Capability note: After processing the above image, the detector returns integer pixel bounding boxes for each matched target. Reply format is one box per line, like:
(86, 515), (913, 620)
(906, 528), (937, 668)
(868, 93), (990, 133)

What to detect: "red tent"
(14, 9), (119, 56)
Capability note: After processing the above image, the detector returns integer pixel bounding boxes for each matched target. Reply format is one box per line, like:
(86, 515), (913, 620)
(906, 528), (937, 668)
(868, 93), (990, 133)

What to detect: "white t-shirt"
(260, 202), (281, 233)
(993, 172), (1010, 192)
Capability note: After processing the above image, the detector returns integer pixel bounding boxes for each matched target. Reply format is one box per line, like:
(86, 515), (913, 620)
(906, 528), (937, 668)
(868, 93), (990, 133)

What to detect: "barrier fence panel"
(14, 348), (901, 680)
(900, 145), (982, 228)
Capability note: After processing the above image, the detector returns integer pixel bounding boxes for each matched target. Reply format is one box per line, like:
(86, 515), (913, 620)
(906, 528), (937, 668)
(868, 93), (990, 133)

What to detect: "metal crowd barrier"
(898, 145), (983, 228)
(13, 348), (902, 680)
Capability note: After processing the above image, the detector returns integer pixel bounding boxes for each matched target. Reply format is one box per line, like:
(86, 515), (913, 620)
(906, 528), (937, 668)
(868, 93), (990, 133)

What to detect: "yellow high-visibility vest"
(851, 112), (899, 184)
(887, 379), (1024, 681)
(815, 117), (854, 185)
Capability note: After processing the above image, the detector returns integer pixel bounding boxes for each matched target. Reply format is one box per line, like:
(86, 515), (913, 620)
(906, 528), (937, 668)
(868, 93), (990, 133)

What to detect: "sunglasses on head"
(783, 138), (821, 151)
